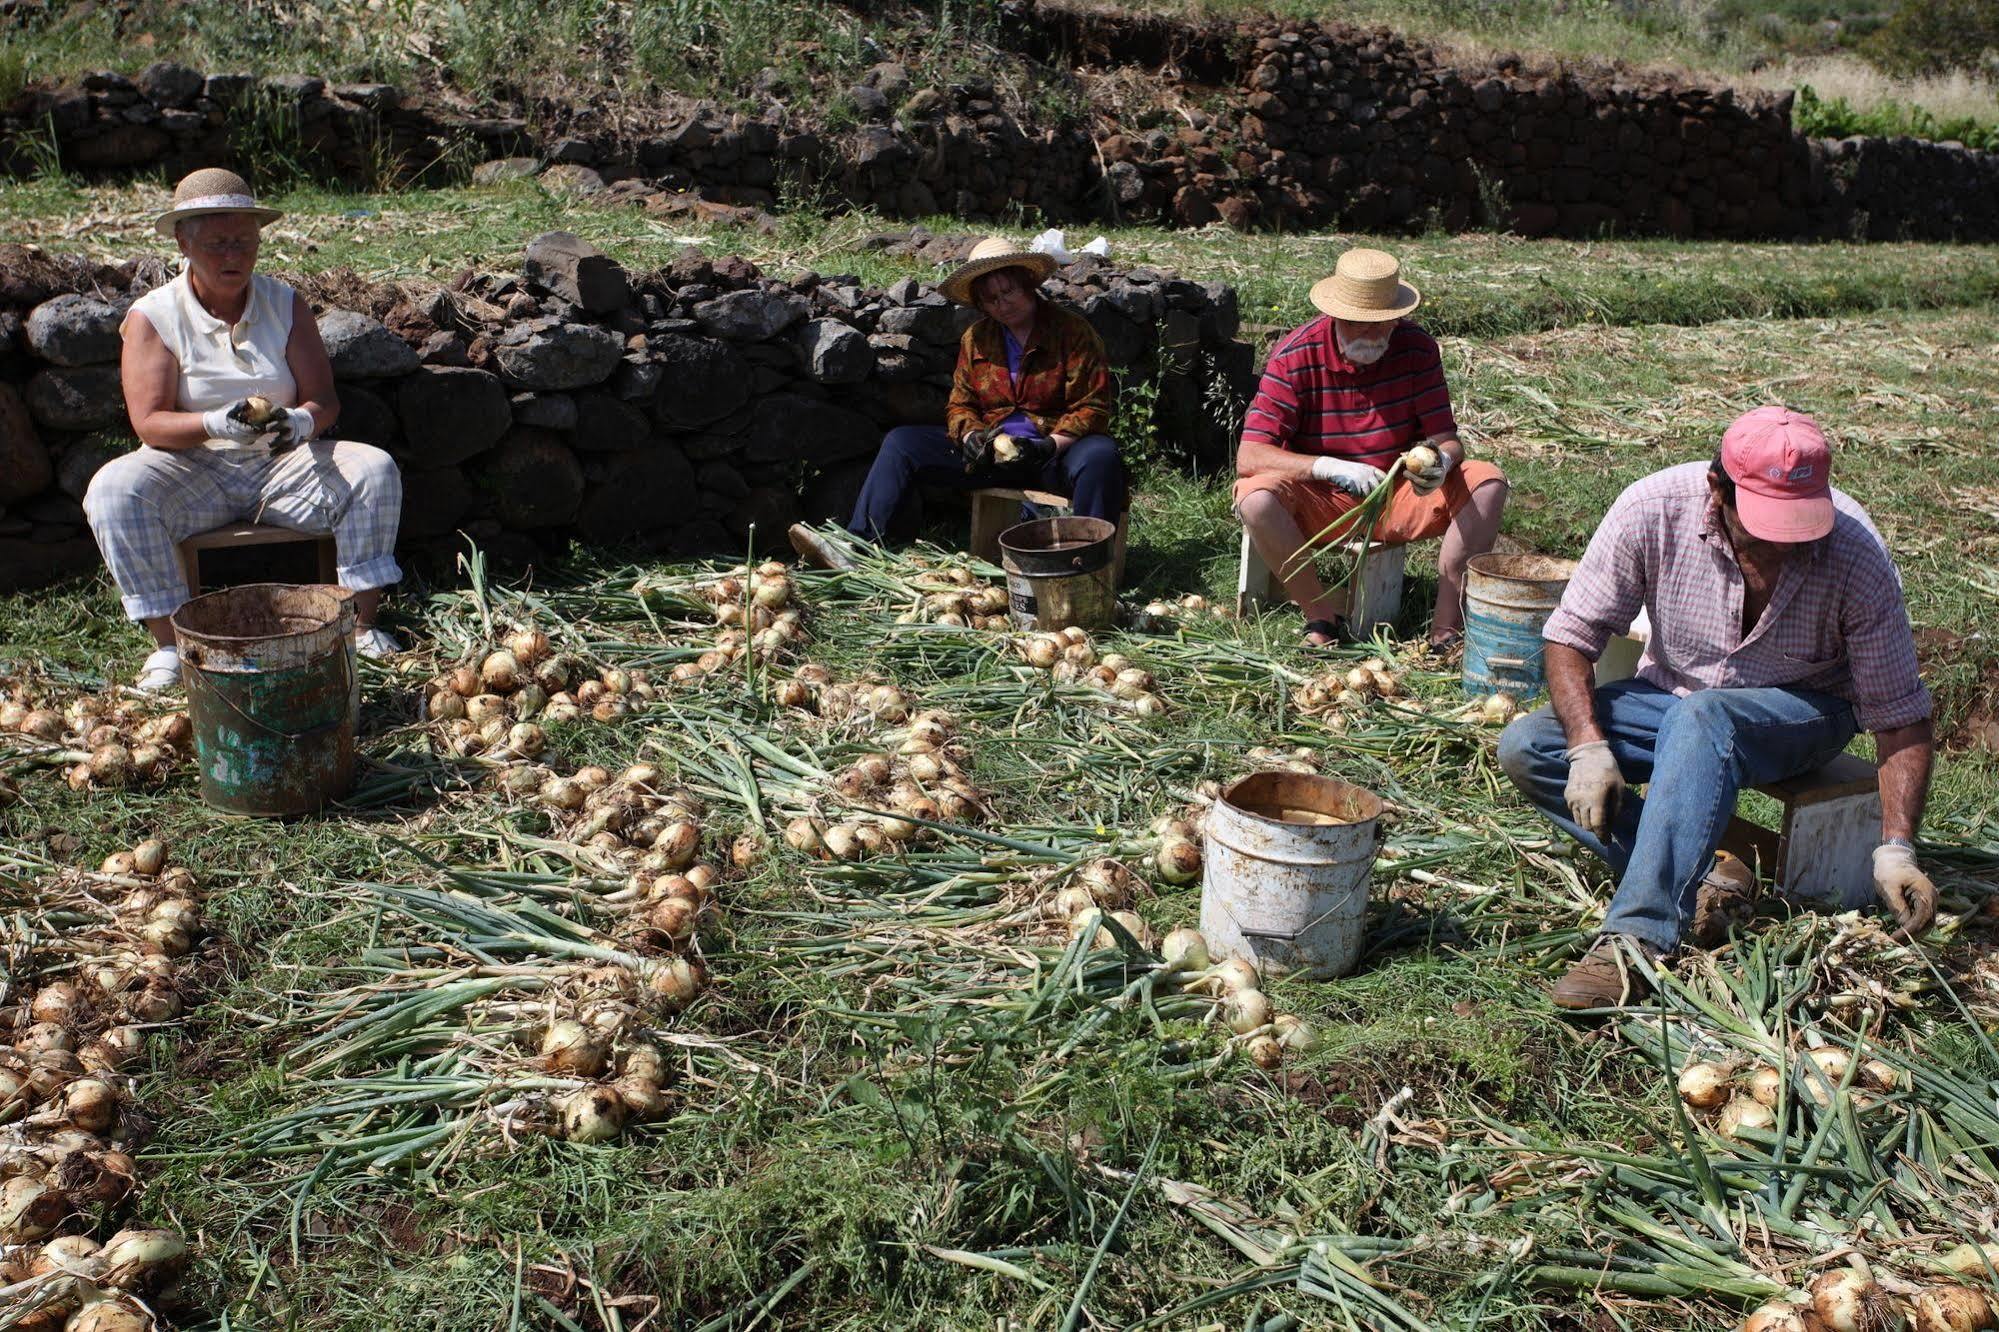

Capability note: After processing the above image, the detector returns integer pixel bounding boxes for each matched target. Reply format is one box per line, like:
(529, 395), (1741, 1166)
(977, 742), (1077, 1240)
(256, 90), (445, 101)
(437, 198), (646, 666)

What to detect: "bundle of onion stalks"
(422, 623), (654, 760)
(1127, 591), (1238, 631)
(0, 687), (191, 794)
(238, 860), (742, 1170)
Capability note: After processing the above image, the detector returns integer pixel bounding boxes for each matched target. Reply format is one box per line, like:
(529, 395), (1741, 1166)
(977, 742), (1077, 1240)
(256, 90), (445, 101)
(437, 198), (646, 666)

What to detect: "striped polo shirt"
(1241, 317), (1458, 467)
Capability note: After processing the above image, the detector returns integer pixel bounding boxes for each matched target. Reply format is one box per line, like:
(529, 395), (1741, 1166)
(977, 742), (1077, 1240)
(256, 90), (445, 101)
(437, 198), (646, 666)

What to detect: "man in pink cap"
(1498, 406), (1938, 1008)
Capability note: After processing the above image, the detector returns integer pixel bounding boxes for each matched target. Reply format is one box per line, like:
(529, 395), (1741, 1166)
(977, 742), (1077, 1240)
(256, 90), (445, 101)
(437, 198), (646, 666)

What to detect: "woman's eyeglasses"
(194, 237), (259, 256)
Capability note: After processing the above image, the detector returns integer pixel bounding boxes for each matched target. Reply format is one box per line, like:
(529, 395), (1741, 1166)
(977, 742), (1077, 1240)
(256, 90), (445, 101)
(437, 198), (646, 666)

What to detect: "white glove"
(274, 407), (316, 447)
(1310, 456), (1387, 496)
(201, 403), (263, 444)
(1563, 740), (1625, 840)
(1872, 842), (1937, 939)
(1405, 447), (1455, 494)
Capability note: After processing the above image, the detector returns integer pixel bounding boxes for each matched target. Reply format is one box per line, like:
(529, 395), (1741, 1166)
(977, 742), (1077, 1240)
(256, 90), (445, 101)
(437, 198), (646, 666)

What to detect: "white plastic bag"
(1028, 229), (1112, 263)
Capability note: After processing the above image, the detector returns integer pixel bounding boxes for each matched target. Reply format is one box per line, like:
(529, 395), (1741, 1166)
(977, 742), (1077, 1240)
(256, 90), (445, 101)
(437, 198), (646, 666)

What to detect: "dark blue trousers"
(847, 425), (1127, 540)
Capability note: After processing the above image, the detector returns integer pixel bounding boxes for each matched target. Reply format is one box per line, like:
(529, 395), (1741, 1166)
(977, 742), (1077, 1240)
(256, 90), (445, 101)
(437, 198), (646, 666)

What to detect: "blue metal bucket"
(1461, 554), (1577, 699)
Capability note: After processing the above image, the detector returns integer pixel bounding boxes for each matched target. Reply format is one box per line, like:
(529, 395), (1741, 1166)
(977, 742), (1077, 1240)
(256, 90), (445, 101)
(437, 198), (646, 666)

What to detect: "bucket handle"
(1486, 654), (1530, 669)
(189, 647), (355, 744)
(1238, 895), (1368, 944)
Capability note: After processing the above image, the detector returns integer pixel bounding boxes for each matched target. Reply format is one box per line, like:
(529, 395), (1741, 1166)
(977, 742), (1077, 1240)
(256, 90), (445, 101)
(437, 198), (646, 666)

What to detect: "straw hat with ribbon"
(1308, 248), (1421, 322)
(938, 237), (1058, 305)
(153, 168), (283, 239)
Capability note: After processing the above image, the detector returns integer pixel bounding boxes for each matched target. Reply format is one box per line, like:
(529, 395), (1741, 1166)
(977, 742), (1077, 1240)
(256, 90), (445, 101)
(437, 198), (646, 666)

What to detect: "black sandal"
(1302, 617), (1348, 649)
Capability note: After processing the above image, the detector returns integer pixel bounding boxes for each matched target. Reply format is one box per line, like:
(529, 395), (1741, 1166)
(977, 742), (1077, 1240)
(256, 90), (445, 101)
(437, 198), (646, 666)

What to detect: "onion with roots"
(1051, 886), (1098, 920)
(559, 1086), (628, 1143)
(34, 1233), (103, 1279)
(1274, 1013), (1318, 1052)
(1810, 1270), (1896, 1332)
(62, 1077), (119, 1133)
(97, 1227), (189, 1290)
(1749, 1064), (1784, 1108)
(1246, 1034), (1284, 1069)
(1677, 1060), (1731, 1109)
(613, 1073), (669, 1120)
(88, 743), (134, 786)
(539, 1019), (609, 1078)
(785, 817), (826, 857)
(509, 628), (551, 664)
(480, 649), (522, 692)
(30, 983), (88, 1027)
(648, 896), (699, 944)
(1203, 957), (1261, 996)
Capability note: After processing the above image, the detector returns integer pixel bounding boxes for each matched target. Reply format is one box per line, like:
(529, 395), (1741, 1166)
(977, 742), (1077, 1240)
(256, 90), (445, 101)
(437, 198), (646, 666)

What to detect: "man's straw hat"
(938, 237), (1058, 305)
(1308, 248), (1421, 322)
(153, 167), (283, 239)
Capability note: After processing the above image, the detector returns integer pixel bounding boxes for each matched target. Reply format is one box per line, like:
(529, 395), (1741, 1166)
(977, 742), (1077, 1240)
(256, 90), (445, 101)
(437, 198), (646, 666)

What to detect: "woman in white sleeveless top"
(84, 168), (404, 691)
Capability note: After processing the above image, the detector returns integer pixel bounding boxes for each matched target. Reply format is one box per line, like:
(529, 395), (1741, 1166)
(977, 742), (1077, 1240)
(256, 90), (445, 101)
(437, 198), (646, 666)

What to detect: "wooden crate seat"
(177, 522), (337, 598)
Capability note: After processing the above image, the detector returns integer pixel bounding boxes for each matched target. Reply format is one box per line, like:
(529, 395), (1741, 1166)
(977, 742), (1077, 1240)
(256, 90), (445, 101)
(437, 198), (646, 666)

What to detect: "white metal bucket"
(1199, 771), (1383, 979)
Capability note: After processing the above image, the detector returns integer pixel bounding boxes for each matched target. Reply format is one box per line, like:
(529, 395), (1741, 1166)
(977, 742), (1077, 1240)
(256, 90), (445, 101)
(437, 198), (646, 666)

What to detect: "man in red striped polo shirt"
(1235, 249), (1508, 647)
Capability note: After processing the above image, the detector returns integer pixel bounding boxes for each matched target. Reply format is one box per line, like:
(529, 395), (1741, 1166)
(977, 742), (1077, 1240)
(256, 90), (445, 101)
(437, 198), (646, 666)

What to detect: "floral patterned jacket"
(945, 300), (1112, 444)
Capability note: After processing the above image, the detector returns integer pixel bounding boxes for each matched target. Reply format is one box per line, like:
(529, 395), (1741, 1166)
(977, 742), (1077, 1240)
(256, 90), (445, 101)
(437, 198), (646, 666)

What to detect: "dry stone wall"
(0, 234), (1253, 591)
(4, 6), (1999, 241)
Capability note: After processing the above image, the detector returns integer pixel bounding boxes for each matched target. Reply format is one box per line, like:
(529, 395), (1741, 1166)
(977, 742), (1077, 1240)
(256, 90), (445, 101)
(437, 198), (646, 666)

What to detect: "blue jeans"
(848, 425), (1127, 541)
(1497, 679), (1857, 953)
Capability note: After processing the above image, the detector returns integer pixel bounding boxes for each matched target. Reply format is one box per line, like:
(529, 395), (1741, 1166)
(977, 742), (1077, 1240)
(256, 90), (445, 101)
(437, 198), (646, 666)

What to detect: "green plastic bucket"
(171, 583), (358, 817)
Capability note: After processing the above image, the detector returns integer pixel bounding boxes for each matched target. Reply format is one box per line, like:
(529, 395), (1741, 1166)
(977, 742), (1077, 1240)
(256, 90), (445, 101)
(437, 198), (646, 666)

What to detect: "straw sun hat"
(938, 237), (1058, 305)
(153, 167), (283, 239)
(1308, 248), (1421, 322)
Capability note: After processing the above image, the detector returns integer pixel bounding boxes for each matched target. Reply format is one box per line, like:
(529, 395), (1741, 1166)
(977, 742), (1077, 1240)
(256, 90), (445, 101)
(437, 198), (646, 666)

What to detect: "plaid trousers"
(83, 440), (404, 622)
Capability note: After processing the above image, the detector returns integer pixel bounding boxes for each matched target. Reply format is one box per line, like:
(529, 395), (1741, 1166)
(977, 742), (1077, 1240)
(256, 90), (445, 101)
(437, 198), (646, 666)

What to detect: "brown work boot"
(1690, 850), (1760, 948)
(1551, 935), (1657, 1010)
(788, 522), (856, 572)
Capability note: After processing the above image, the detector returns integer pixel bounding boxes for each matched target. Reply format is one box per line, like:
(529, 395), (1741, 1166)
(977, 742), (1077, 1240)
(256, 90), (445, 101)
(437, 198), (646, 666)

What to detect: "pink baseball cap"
(1720, 406), (1834, 542)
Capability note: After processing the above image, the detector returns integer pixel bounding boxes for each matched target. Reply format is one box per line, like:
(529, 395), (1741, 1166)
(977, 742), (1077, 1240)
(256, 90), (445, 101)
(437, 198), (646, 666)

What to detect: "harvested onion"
(1677, 1060), (1730, 1109)
(1155, 837), (1202, 885)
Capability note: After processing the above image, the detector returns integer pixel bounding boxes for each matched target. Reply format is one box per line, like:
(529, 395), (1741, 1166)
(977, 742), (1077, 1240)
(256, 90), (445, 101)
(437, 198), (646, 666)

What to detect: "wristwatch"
(1882, 836), (1916, 850)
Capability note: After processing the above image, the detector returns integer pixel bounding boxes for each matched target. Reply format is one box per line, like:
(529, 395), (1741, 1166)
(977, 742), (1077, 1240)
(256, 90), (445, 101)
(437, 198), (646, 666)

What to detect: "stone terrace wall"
(4, 6), (1999, 241)
(0, 235), (1253, 591)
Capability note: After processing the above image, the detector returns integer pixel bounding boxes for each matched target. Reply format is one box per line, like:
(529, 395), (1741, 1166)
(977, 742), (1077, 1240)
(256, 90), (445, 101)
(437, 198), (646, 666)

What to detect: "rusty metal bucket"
(1461, 553), (1578, 700)
(1199, 770), (1383, 979)
(1000, 516), (1117, 632)
(171, 583), (357, 817)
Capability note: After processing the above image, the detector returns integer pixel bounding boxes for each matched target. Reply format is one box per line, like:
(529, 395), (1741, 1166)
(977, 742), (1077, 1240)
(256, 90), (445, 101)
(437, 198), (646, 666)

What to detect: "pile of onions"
(1244, 745), (1322, 776)
(683, 562), (811, 667)
(1748, 1275), (1999, 1332)
(1444, 692), (1520, 726)
(2, 688), (192, 792)
(786, 710), (987, 860)
(516, 764), (711, 880)
(0, 849), (206, 1319)
(1012, 630), (1169, 714)
(425, 628), (648, 757)
(1132, 593), (1236, 631)
(906, 582), (1010, 630)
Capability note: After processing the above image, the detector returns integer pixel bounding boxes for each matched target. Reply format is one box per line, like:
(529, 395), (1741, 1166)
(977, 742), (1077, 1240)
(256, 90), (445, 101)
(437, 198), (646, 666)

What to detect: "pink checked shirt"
(1543, 462), (1931, 732)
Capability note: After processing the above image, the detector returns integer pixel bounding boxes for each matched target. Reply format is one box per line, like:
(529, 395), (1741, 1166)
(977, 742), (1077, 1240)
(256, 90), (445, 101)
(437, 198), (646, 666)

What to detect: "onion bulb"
(21, 709), (63, 740)
(95, 1227), (187, 1290)
(62, 1077), (119, 1133)
(1749, 1064), (1783, 1108)
(647, 957), (707, 1011)
(784, 817), (825, 856)
(539, 1019), (608, 1077)
(1912, 1287), (1996, 1332)
(88, 743), (134, 786)
(1225, 989), (1273, 1035)
(1810, 1269), (1895, 1332)
(508, 628), (551, 664)
(34, 1233), (103, 1279)
(1246, 1034), (1284, 1069)
(1022, 637), (1060, 669)
(1206, 957), (1260, 996)
(612, 1073), (668, 1121)
(128, 839), (168, 877)
(558, 1090), (624, 1144)
(1404, 443), (1439, 472)
(1155, 837), (1202, 885)
(1941, 1244), (1999, 1277)
(1274, 1013), (1318, 1052)
(465, 694), (510, 726)
(65, 1299), (152, 1332)
(648, 896), (699, 944)
(1742, 1301), (1821, 1332)
(480, 649), (521, 692)
(1719, 1095), (1776, 1139)
(1481, 693), (1518, 724)
(730, 834), (764, 870)
(1677, 1060), (1731, 1109)
(539, 777), (585, 811)
(30, 983), (88, 1027)
(1051, 886), (1098, 920)
(17, 1022), (75, 1056)
(1160, 928), (1210, 973)
(0, 1175), (65, 1242)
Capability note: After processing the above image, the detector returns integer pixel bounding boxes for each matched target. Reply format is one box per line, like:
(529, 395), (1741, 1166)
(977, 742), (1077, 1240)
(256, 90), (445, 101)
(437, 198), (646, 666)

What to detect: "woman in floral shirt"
(792, 237), (1125, 561)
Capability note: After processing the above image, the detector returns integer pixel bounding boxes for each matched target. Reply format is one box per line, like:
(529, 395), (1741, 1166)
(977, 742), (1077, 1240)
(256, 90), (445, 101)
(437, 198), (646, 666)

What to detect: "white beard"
(1338, 326), (1391, 365)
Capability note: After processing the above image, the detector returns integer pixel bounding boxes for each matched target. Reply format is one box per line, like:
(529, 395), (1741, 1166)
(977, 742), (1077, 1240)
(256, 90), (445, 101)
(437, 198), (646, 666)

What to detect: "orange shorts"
(1233, 460), (1505, 547)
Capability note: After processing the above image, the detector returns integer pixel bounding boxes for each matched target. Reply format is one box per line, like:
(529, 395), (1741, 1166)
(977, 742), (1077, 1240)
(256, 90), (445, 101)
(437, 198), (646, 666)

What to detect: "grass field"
(3, 184), (1999, 1331)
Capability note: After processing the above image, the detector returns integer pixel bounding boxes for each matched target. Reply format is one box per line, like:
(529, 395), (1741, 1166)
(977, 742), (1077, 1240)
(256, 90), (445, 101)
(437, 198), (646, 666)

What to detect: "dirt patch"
(1915, 626), (1999, 752)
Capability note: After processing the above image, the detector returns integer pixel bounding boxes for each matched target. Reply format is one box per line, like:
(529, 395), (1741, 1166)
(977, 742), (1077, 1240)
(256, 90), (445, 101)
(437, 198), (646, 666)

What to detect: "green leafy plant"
(1794, 81), (1999, 151)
